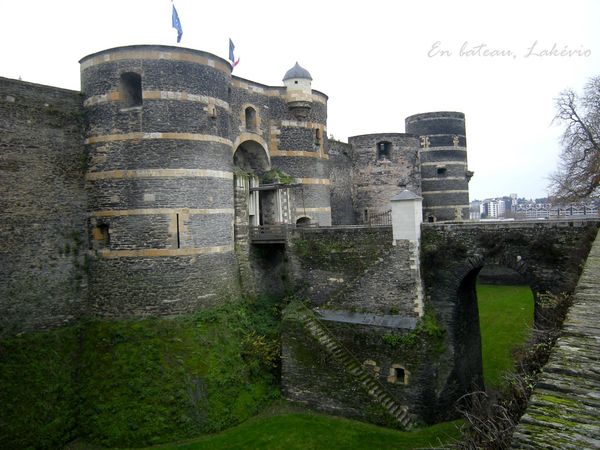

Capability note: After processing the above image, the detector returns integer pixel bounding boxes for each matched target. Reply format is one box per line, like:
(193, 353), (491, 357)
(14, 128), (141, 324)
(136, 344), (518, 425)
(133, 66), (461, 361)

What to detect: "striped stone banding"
(98, 244), (234, 259)
(421, 162), (467, 167)
(86, 169), (233, 181)
(270, 150), (329, 160)
(85, 132), (233, 146)
(279, 120), (326, 130)
(421, 147), (467, 151)
(80, 50), (232, 75)
(83, 90), (230, 110)
(90, 208), (234, 217)
(422, 190), (469, 195)
(424, 205), (469, 210)
(295, 207), (331, 213)
(421, 177), (467, 181)
(231, 79), (327, 104)
(295, 178), (331, 186)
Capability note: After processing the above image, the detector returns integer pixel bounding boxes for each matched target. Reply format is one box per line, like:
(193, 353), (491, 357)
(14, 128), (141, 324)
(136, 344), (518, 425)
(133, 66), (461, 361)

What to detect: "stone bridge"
(282, 219), (599, 427)
(421, 219), (600, 412)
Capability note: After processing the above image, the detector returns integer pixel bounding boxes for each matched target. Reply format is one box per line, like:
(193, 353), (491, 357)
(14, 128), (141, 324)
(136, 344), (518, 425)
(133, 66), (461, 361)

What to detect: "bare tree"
(549, 75), (600, 202)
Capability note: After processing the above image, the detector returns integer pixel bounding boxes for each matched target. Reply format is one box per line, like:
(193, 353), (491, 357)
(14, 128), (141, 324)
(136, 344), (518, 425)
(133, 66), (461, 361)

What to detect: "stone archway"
(233, 140), (270, 244)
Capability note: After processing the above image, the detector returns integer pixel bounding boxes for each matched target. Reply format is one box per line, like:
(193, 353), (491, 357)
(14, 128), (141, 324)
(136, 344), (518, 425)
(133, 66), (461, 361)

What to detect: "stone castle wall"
(328, 140), (354, 225)
(0, 77), (87, 334)
(348, 133), (421, 222)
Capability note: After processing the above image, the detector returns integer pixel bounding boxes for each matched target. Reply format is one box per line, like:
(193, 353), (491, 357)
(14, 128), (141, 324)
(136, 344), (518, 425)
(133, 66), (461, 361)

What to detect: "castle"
(0, 44), (473, 327)
(0, 44), (481, 428)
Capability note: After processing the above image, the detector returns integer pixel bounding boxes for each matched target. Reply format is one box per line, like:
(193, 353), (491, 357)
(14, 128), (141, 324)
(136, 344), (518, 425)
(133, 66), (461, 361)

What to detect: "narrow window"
(208, 104), (217, 119)
(376, 141), (391, 160)
(437, 167), (447, 175)
(245, 107), (257, 131)
(314, 129), (321, 148)
(119, 72), (142, 107)
(176, 213), (181, 249)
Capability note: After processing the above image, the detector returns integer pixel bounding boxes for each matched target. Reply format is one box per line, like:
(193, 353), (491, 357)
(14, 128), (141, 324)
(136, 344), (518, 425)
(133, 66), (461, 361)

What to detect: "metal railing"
(367, 210), (392, 226)
(249, 222), (320, 243)
(249, 224), (288, 243)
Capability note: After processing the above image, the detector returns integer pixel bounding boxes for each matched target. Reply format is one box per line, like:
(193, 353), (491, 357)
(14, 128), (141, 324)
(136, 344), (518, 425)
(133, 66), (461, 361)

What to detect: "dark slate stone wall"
(324, 241), (421, 316)
(348, 133), (421, 222)
(282, 311), (442, 424)
(511, 229), (600, 448)
(405, 112), (470, 222)
(81, 46), (239, 317)
(0, 77), (87, 334)
(287, 227), (394, 306)
(87, 178), (233, 210)
(421, 219), (600, 413)
(88, 252), (239, 317)
(87, 140), (232, 172)
(328, 140), (355, 225)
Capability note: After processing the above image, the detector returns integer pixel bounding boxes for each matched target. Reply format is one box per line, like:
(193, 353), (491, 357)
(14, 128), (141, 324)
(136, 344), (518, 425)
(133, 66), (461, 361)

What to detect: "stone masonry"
(511, 228), (600, 449)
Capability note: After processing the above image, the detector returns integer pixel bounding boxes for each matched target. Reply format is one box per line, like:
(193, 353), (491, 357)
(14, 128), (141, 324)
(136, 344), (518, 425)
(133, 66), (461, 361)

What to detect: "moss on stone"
(382, 313), (445, 355)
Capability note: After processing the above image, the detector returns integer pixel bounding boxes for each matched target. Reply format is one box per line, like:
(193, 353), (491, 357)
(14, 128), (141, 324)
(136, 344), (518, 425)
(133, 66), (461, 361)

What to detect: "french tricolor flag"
(229, 39), (240, 70)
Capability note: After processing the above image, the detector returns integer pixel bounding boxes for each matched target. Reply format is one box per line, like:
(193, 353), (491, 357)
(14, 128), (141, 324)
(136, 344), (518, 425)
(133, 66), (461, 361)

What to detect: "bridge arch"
(421, 220), (599, 415)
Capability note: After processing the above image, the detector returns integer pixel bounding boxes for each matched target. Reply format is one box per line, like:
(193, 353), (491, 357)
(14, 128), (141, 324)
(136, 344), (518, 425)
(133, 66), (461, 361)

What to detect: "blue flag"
(229, 38), (240, 69)
(172, 5), (183, 43)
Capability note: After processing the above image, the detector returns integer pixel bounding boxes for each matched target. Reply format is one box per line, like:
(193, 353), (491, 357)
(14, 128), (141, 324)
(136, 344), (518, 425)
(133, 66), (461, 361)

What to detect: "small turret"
(283, 62), (313, 120)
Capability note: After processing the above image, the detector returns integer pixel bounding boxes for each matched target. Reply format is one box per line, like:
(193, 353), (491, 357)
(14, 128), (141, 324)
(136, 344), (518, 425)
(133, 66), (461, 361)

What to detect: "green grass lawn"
(65, 284), (530, 449)
(126, 411), (462, 450)
(476, 283), (534, 388)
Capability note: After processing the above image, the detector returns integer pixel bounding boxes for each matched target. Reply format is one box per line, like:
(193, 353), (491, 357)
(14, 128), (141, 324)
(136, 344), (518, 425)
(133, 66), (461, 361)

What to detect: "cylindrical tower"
(347, 133), (420, 223)
(405, 112), (472, 222)
(268, 62), (331, 226)
(80, 45), (237, 316)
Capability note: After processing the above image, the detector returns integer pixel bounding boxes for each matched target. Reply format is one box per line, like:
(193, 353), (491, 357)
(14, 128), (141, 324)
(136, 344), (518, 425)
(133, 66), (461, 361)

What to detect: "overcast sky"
(1, 0), (598, 200)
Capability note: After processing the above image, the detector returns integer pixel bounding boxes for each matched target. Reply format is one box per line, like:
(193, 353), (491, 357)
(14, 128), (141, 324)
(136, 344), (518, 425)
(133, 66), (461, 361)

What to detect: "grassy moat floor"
(477, 283), (534, 388)
(63, 283), (533, 450)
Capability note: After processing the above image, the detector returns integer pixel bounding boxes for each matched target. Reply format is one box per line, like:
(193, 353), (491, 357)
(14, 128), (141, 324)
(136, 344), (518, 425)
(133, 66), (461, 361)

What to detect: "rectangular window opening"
(176, 213), (181, 249)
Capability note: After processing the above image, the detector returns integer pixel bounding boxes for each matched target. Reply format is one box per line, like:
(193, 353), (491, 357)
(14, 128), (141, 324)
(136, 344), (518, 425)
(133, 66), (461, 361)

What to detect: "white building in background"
(481, 198), (506, 219)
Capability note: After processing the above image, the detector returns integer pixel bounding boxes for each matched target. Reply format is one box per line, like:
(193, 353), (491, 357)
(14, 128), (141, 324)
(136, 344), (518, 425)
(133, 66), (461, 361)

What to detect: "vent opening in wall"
(376, 141), (391, 160)
(245, 106), (257, 131)
(92, 223), (110, 250)
(387, 365), (408, 384)
(437, 167), (447, 175)
(296, 217), (311, 227)
(119, 72), (142, 108)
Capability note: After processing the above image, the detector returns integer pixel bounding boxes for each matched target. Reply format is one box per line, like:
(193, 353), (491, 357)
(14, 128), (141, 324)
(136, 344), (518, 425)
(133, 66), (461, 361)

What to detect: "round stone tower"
(80, 45), (237, 316)
(263, 62), (330, 226)
(282, 62), (313, 120)
(405, 112), (472, 222)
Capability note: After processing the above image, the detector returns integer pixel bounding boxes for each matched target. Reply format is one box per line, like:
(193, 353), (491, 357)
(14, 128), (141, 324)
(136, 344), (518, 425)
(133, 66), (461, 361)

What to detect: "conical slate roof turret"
(283, 62), (312, 81)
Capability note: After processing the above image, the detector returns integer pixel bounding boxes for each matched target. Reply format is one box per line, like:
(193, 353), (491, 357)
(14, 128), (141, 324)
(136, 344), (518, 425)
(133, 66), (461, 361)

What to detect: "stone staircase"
(296, 305), (414, 429)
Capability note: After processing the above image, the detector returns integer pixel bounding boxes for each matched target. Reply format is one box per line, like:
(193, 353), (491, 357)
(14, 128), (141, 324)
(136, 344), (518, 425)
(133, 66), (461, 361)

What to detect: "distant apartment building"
(480, 198), (506, 219)
(514, 201), (599, 219)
